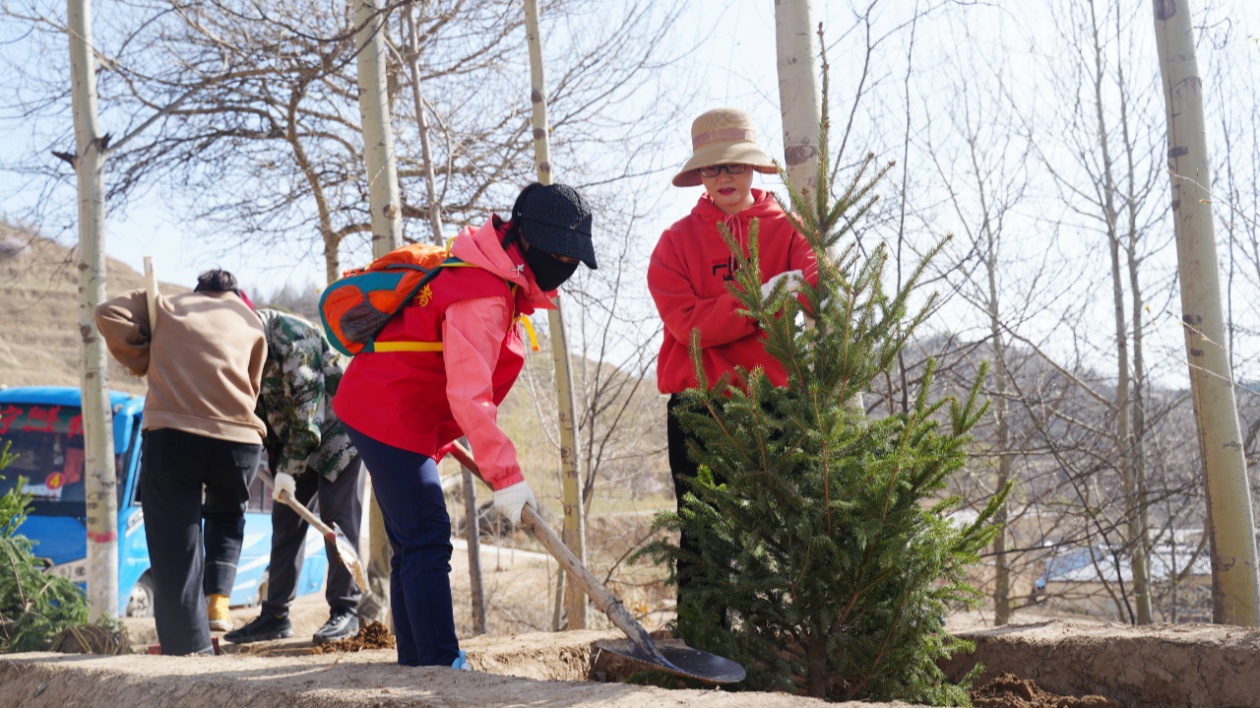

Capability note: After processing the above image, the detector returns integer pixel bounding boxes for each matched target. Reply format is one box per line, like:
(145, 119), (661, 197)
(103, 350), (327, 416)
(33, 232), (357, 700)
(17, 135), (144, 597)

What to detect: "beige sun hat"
(672, 107), (778, 187)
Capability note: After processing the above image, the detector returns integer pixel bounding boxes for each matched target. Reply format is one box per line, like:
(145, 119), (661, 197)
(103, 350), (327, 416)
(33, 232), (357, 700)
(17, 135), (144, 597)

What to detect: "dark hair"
(503, 182), (544, 247)
(194, 269), (239, 293)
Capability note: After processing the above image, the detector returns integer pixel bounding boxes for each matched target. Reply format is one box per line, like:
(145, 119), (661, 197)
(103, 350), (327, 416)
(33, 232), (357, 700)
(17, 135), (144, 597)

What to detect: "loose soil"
(970, 674), (1118, 708)
(308, 621), (396, 655)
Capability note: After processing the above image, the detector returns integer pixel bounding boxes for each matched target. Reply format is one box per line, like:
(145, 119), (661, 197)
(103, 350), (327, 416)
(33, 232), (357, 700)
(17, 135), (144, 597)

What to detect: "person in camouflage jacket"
(224, 308), (365, 646)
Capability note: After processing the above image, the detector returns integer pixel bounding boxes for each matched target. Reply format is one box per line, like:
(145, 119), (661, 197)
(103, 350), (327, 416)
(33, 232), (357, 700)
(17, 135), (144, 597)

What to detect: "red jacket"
(333, 217), (555, 490)
(648, 189), (818, 394)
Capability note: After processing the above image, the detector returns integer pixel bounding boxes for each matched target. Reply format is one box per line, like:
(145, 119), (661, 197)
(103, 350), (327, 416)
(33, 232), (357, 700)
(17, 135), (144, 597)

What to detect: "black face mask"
(524, 246), (580, 291)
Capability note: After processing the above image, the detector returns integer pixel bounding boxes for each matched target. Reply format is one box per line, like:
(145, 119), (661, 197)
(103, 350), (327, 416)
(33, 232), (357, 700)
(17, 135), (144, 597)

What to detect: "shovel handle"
(256, 465), (367, 593)
(448, 443), (663, 660)
(278, 489), (337, 539)
(143, 257), (158, 334)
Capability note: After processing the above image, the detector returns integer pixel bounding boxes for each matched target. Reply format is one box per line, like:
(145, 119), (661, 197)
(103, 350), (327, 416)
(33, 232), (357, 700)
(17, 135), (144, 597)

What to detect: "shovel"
(256, 467), (367, 593)
(448, 442), (745, 685)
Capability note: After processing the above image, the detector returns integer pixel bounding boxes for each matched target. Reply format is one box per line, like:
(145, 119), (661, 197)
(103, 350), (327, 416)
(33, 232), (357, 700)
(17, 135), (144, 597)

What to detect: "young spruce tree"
(639, 72), (1009, 704)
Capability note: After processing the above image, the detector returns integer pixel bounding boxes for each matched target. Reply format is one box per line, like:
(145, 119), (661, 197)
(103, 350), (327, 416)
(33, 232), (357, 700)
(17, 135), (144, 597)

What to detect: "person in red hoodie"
(333, 183), (597, 669)
(648, 107), (819, 625)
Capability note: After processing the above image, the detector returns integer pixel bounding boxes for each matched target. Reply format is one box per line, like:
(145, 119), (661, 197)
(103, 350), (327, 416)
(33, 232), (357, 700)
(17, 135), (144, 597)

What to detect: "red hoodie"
(648, 189), (818, 394)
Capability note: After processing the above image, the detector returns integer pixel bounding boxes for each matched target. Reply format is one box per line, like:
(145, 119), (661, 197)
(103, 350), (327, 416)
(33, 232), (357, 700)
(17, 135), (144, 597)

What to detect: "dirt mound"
(10, 618), (1249, 707)
(971, 673), (1119, 707)
(945, 619), (1260, 707)
(1, 631), (852, 708)
(309, 621), (395, 654)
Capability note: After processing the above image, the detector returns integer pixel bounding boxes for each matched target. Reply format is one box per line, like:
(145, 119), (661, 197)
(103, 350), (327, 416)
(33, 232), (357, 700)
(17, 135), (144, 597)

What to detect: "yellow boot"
(208, 593), (232, 632)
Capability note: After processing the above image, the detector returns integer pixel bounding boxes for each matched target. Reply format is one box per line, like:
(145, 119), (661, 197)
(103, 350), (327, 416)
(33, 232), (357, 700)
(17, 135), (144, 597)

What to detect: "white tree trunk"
(774, 0), (821, 201)
(356, 0), (402, 257)
(984, 240), (1012, 626)
(403, 4), (485, 635)
(67, 0), (118, 622)
(1153, 0), (1259, 626)
(524, 0), (586, 630)
(354, 0), (401, 627)
(406, 6), (445, 246)
(774, 1), (860, 414)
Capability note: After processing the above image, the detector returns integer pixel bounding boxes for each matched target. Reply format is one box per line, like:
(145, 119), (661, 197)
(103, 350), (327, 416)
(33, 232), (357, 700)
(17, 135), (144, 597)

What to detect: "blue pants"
(344, 424), (458, 667)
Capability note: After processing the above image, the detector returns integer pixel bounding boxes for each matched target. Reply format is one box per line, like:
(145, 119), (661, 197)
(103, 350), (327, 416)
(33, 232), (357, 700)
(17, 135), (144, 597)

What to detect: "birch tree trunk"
(404, 2), (485, 636)
(774, 0), (821, 200)
(67, 0), (118, 623)
(356, 0), (402, 256)
(354, 0), (402, 626)
(984, 239), (1012, 626)
(775, 2), (863, 415)
(406, 6), (445, 246)
(1152, 0), (1259, 626)
(524, 0), (586, 630)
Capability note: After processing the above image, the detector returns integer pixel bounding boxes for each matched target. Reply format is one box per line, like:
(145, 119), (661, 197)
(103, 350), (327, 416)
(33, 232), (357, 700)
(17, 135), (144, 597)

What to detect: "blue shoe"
(451, 650), (471, 671)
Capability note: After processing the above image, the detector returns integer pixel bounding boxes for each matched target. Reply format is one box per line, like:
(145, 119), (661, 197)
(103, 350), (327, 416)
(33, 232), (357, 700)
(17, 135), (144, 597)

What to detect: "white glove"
(493, 481), (538, 525)
(760, 270), (804, 298)
(272, 471), (297, 503)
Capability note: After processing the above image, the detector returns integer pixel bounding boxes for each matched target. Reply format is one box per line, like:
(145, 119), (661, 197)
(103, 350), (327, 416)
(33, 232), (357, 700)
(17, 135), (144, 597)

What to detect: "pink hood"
(450, 216), (558, 313)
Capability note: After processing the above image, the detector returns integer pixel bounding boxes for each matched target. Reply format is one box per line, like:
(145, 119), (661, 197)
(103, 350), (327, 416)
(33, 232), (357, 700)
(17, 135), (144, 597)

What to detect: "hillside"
(0, 225), (188, 394)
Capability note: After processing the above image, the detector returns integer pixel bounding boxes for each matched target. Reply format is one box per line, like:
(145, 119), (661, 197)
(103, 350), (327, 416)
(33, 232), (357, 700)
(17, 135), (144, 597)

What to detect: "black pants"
(141, 428), (261, 656)
(666, 394), (729, 624)
(261, 456), (365, 617)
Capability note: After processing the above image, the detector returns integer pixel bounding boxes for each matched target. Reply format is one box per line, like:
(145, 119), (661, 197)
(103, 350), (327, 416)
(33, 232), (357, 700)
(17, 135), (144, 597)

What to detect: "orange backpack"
(319, 243), (467, 356)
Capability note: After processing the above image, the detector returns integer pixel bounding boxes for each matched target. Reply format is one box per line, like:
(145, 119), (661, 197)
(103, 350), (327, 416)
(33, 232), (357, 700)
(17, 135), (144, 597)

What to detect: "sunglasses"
(698, 164), (748, 178)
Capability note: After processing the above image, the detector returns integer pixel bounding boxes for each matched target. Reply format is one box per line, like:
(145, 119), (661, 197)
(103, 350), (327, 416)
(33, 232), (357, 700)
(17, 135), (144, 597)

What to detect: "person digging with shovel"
(332, 182), (597, 669)
(224, 308), (367, 647)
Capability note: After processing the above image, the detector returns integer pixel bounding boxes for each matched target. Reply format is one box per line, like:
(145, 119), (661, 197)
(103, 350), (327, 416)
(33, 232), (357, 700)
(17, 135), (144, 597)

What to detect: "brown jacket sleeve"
(94, 289), (151, 377)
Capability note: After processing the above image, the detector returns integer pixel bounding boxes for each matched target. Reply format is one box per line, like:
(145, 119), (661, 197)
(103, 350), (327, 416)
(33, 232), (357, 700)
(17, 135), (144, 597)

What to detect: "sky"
(6, 0), (797, 296)
(8, 0), (1260, 390)
(0, 1), (1006, 293)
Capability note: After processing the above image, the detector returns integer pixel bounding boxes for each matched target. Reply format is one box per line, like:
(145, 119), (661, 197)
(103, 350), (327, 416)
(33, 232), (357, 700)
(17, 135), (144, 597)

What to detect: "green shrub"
(0, 441), (90, 653)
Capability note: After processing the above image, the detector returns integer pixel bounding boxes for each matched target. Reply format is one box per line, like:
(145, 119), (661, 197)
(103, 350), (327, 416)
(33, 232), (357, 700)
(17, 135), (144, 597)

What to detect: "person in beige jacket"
(96, 268), (266, 656)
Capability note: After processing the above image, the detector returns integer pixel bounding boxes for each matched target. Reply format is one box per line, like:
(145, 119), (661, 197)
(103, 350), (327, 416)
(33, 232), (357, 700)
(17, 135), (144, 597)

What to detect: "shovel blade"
(330, 522), (367, 592)
(594, 638), (746, 685)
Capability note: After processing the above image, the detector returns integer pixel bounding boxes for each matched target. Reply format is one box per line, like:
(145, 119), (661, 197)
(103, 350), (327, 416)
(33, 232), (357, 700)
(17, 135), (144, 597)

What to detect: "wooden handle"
(448, 443), (663, 659)
(143, 256), (158, 334)
(255, 465), (366, 592)
(277, 488), (337, 539)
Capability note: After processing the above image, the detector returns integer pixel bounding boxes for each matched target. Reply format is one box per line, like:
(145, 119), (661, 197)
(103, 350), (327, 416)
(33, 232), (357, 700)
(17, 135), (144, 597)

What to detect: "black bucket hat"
(518, 184), (598, 269)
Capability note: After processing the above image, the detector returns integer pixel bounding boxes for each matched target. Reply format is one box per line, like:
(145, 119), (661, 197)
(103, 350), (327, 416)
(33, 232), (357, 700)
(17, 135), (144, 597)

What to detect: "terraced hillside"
(0, 224), (183, 394)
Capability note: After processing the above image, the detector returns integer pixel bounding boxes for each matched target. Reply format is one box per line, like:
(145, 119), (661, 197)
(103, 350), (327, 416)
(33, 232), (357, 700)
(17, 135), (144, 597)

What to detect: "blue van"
(0, 386), (328, 617)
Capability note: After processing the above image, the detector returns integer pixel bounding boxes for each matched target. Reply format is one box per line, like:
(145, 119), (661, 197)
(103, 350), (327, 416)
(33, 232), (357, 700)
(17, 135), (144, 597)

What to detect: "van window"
(0, 404), (128, 518)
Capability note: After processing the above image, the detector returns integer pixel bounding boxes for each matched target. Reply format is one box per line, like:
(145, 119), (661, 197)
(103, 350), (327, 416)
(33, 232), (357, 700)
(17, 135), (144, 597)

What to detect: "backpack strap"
(371, 341), (445, 353)
(373, 281), (539, 354)
(517, 312), (540, 352)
